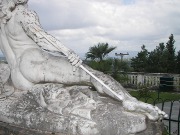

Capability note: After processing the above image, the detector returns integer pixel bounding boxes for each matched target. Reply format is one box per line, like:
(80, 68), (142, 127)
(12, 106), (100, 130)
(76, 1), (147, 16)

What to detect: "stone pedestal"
(0, 84), (163, 135)
(0, 122), (53, 135)
(0, 121), (164, 135)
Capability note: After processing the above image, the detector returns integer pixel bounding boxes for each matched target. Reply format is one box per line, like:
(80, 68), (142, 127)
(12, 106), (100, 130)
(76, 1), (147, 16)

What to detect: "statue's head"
(0, 0), (28, 23)
(0, 0), (28, 6)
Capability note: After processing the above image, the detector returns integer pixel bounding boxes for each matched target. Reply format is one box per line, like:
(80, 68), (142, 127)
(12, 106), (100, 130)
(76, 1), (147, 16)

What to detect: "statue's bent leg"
(19, 49), (91, 85)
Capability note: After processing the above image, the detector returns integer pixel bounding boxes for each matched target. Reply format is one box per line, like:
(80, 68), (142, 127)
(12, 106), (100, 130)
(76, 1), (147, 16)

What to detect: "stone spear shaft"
(79, 65), (123, 100)
(33, 27), (123, 101)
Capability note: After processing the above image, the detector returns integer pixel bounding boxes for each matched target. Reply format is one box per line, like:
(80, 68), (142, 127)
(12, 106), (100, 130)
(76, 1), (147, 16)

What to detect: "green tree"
(85, 43), (116, 73)
(146, 34), (176, 73)
(147, 43), (168, 73)
(131, 34), (177, 73)
(111, 58), (131, 83)
(158, 43), (169, 72)
(85, 43), (116, 62)
(131, 45), (149, 72)
(176, 51), (180, 73)
(166, 34), (176, 73)
(87, 58), (113, 73)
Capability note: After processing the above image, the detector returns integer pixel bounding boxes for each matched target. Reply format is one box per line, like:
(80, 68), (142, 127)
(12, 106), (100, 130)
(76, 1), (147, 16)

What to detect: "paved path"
(156, 101), (180, 135)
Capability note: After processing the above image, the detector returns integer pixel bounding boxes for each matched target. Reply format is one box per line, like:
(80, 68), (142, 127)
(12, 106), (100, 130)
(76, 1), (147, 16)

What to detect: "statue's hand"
(68, 52), (82, 70)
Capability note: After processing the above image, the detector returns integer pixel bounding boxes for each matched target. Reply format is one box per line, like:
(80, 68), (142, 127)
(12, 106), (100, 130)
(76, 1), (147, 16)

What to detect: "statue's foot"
(122, 99), (168, 121)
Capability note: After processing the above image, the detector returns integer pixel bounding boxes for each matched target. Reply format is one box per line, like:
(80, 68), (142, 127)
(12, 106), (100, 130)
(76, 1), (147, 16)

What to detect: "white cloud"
(28, 0), (180, 57)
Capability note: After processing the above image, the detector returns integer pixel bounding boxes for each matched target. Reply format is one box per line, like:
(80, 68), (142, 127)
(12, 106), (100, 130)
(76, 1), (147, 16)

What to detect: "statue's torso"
(5, 6), (39, 60)
(0, 7), (41, 90)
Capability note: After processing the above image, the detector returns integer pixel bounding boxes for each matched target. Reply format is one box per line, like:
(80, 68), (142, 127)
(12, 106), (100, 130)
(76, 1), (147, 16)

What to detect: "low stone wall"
(126, 72), (180, 91)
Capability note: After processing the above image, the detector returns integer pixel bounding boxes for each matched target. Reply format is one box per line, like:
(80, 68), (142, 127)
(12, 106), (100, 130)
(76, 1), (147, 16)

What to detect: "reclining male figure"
(0, 0), (166, 121)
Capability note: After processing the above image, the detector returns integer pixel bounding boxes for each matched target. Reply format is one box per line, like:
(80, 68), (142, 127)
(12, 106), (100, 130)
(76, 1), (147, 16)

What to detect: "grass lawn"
(129, 90), (180, 104)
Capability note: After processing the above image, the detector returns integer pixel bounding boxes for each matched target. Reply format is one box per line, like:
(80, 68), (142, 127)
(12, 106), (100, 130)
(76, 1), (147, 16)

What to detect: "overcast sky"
(28, 0), (180, 58)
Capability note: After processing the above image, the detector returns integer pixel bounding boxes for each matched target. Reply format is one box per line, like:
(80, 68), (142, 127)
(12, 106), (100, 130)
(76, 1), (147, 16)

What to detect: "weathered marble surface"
(0, 121), (163, 135)
(0, 63), (14, 99)
(0, 83), (163, 135)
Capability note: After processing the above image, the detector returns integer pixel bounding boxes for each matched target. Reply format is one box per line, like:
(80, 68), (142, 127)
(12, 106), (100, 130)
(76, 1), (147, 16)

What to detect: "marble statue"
(0, 0), (167, 134)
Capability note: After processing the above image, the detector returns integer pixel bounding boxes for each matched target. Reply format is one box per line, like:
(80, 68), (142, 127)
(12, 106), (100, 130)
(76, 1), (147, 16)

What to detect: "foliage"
(146, 43), (168, 73)
(136, 84), (151, 99)
(131, 34), (179, 73)
(87, 58), (113, 73)
(111, 58), (131, 83)
(113, 58), (132, 72)
(131, 45), (149, 72)
(162, 126), (169, 135)
(86, 57), (132, 84)
(85, 43), (132, 84)
(85, 45), (132, 83)
(85, 43), (116, 62)
(129, 90), (180, 104)
(166, 34), (176, 73)
(176, 51), (180, 73)
(112, 71), (129, 84)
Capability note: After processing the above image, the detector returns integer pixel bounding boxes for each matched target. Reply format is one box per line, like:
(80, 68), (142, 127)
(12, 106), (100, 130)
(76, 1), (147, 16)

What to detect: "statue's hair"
(16, 0), (29, 4)
(1, 0), (28, 23)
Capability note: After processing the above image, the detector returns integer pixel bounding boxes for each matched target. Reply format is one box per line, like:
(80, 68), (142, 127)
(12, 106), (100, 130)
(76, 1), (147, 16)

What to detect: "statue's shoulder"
(16, 8), (39, 25)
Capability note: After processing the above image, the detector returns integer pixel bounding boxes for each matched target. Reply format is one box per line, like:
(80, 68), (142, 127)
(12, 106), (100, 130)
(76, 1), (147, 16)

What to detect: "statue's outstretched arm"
(20, 10), (82, 67)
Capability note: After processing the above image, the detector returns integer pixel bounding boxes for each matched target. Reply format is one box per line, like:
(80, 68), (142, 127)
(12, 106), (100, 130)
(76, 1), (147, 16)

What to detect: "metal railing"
(137, 97), (180, 135)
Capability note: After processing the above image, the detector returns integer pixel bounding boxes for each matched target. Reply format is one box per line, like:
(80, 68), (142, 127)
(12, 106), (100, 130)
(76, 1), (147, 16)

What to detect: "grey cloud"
(29, 1), (97, 30)
(28, 0), (180, 56)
